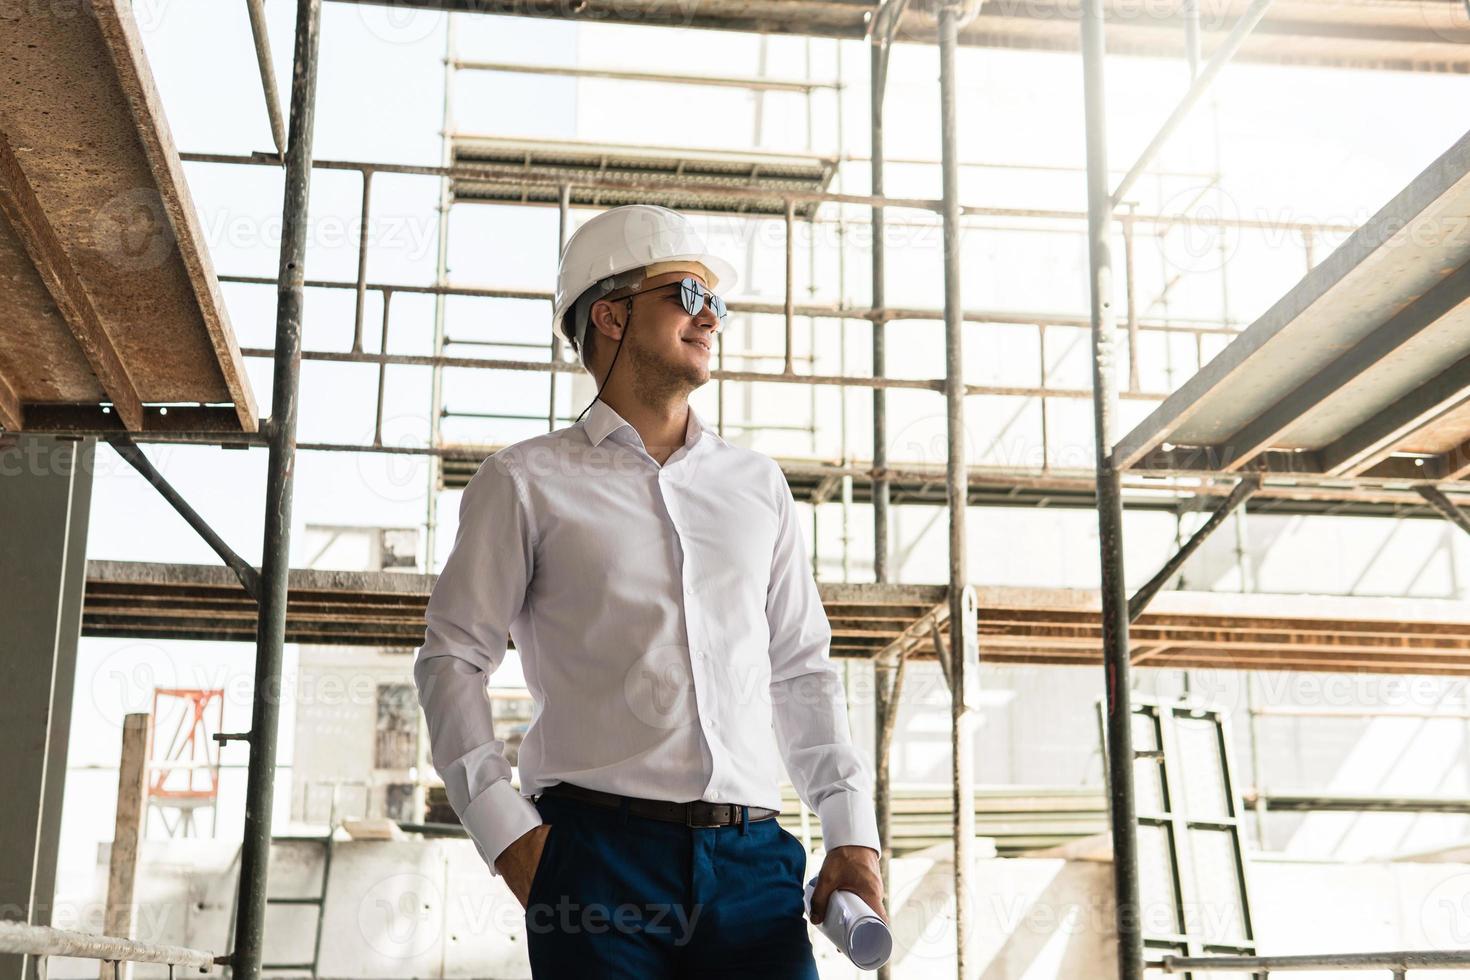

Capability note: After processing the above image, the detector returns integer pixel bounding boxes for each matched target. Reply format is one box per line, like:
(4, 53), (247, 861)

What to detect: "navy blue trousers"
(523, 790), (819, 979)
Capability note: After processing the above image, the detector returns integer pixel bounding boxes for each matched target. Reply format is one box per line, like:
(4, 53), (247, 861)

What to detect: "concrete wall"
(46, 837), (1470, 980)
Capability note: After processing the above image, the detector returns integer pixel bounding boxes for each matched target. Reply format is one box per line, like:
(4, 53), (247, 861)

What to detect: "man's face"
(592, 269), (722, 391)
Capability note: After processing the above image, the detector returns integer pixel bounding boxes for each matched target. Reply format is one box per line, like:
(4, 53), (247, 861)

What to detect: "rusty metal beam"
(107, 436), (260, 598)
(1128, 475), (1261, 621)
(1418, 484), (1470, 538)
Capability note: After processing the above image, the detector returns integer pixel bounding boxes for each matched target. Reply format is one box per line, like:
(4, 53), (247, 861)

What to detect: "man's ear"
(588, 298), (625, 343)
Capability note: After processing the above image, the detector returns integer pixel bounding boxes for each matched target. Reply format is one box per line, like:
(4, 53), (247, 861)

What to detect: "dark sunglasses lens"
(711, 294), (727, 320)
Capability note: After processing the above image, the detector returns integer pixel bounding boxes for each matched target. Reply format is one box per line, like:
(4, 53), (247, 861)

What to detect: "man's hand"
(808, 844), (885, 925)
(495, 823), (552, 910)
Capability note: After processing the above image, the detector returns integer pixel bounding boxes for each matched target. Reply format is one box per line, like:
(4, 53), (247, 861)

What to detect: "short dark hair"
(567, 269), (643, 370)
(576, 310), (598, 366)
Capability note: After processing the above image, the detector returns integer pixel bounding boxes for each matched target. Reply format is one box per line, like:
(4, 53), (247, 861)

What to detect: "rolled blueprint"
(803, 876), (893, 971)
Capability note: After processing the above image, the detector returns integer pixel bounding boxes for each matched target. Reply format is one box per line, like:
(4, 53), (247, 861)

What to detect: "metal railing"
(0, 922), (218, 976)
(1154, 949), (1470, 976)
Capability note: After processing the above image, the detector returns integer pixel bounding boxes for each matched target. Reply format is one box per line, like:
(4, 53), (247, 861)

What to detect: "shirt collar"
(580, 399), (723, 453)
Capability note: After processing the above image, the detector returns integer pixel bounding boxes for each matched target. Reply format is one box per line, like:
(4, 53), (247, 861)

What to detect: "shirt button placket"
(665, 478), (721, 793)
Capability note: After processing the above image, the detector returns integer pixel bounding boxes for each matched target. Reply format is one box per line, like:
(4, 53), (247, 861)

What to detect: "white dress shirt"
(413, 398), (880, 876)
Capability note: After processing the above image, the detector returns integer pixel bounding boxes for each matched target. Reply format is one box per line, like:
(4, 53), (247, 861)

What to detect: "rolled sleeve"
(764, 461), (880, 855)
(413, 452), (541, 876)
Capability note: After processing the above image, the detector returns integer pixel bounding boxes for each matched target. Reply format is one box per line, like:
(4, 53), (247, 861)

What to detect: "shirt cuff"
(460, 779), (544, 877)
(816, 790), (880, 855)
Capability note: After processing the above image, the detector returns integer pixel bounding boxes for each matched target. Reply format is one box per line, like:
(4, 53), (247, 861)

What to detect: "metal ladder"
(223, 831), (336, 978)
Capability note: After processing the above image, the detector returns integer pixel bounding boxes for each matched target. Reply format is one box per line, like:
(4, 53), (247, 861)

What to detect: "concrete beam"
(0, 436), (94, 980)
(0, 136), (145, 430)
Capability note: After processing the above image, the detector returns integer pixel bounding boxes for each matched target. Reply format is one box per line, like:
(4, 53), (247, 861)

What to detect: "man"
(414, 204), (885, 978)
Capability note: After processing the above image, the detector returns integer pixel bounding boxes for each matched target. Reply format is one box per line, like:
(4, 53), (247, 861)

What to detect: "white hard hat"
(553, 204), (737, 348)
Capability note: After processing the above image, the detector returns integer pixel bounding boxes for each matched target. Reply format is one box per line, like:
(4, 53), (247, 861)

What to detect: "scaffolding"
(8, 1), (1470, 979)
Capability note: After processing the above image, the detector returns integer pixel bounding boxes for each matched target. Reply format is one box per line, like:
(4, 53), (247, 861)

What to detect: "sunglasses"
(610, 276), (728, 323)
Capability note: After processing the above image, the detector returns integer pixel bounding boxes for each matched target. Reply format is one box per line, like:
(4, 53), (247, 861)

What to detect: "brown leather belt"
(537, 781), (779, 828)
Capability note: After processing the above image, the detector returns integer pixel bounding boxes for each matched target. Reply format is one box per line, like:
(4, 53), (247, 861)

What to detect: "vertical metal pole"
(1039, 323), (1051, 472)
(415, 50), (450, 801)
(937, 5), (973, 977)
(549, 183), (570, 431)
(1122, 207), (1139, 394)
(351, 169), (373, 354)
(1245, 672), (1269, 846)
(425, 14), (456, 569)
(869, 38), (890, 588)
(373, 288), (392, 448)
(784, 198), (796, 375)
(1183, 0), (1202, 78)
(869, 33), (895, 980)
(1082, 1), (1143, 977)
(232, 4), (320, 980)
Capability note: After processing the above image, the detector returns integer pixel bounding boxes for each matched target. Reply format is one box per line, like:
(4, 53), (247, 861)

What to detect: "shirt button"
(685, 584), (696, 595)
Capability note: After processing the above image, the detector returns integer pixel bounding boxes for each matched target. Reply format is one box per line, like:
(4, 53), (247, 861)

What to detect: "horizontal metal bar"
(1155, 948), (1470, 972)
(18, 417), (1468, 511)
(0, 922), (216, 971)
(452, 59), (838, 92)
(444, 336), (553, 350)
(1252, 791), (1470, 814)
(440, 409), (580, 423)
(181, 150), (1352, 235)
(839, 151), (1222, 181)
(239, 344), (1174, 401)
(1253, 705), (1470, 720)
(218, 271), (1240, 336)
